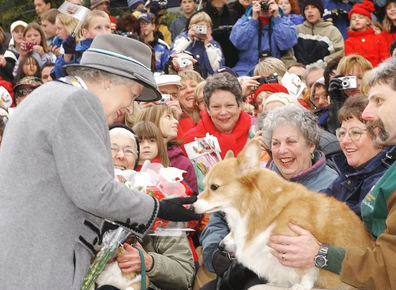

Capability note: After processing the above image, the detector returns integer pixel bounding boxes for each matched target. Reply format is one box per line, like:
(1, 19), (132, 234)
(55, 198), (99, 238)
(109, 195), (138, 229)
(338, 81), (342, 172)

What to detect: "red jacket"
(381, 30), (396, 48)
(182, 111), (252, 159)
(345, 28), (389, 67)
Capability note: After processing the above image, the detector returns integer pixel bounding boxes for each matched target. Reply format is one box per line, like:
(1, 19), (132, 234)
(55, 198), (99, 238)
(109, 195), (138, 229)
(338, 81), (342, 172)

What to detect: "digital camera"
(52, 36), (63, 48)
(339, 76), (358, 90)
(160, 94), (171, 103)
(258, 73), (278, 85)
(24, 42), (36, 51)
(176, 57), (193, 68)
(195, 25), (207, 35)
(260, 1), (269, 10)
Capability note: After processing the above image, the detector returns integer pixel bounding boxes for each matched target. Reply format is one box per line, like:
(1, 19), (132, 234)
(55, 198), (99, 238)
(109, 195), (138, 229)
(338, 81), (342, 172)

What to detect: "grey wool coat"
(0, 81), (159, 290)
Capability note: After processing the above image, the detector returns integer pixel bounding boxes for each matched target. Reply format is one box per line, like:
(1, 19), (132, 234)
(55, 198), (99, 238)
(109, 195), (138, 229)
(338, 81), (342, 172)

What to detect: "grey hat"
(63, 33), (161, 102)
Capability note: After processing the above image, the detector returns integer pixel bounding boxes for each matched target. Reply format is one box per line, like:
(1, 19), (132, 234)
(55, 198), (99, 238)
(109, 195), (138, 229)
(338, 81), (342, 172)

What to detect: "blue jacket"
(230, 6), (297, 76)
(170, 31), (225, 78)
(149, 32), (169, 73)
(200, 150), (338, 272)
(323, 147), (392, 218)
(53, 38), (93, 79)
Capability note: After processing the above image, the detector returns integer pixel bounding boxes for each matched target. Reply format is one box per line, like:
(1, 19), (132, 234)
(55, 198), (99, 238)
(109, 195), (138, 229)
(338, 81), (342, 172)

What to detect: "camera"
(158, 0), (168, 9)
(160, 94), (171, 103)
(52, 36), (63, 48)
(258, 73), (278, 85)
(339, 76), (358, 90)
(194, 25), (207, 35)
(260, 1), (269, 10)
(24, 42), (36, 51)
(176, 57), (193, 68)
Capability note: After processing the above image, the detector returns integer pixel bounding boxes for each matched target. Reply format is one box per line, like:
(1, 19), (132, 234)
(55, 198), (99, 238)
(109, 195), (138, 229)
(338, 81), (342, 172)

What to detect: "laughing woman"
(262, 103), (338, 192)
(322, 94), (391, 218)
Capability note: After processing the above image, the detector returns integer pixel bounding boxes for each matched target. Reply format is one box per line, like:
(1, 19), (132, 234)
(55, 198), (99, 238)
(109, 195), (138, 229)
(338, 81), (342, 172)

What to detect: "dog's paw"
(290, 284), (311, 290)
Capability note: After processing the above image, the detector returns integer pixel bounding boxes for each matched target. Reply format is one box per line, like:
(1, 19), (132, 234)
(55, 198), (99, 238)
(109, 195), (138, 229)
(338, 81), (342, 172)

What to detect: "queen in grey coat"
(0, 34), (200, 290)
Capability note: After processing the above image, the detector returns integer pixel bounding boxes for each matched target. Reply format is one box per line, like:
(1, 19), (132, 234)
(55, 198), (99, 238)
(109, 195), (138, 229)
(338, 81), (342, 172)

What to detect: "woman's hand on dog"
(267, 223), (321, 269)
(117, 242), (153, 273)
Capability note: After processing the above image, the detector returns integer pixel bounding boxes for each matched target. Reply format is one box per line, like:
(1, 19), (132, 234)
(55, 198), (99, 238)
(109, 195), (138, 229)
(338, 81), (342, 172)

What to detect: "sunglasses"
(16, 87), (36, 98)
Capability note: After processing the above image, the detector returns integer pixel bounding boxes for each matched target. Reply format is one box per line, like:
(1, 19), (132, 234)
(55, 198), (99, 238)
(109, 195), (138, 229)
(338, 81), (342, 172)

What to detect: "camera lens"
(342, 80), (349, 88)
(260, 1), (269, 10)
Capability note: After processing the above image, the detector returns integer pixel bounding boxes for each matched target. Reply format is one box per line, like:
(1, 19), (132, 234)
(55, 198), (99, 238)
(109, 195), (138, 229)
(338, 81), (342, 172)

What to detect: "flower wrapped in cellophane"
(80, 160), (189, 290)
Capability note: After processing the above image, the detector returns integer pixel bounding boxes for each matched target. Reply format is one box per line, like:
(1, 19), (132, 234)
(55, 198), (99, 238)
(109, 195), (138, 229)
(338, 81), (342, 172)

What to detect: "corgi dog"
(96, 237), (150, 290)
(193, 140), (375, 290)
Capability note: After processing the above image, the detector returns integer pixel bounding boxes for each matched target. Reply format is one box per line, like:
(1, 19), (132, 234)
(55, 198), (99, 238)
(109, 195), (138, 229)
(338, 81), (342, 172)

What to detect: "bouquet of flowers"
(80, 160), (188, 290)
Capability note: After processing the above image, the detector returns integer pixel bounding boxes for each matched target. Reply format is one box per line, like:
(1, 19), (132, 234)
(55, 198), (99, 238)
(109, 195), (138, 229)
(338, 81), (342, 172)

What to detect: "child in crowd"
(132, 120), (170, 171)
(169, 0), (196, 41)
(13, 23), (56, 77)
(90, 0), (117, 26)
(345, 0), (389, 67)
(0, 26), (18, 83)
(278, 0), (304, 25)
(138, 12), (169, 72)
(294, 0), (344, 66)
(381, 0), (396, 47)
(40, 8), (60, 48)
(14, 55), (41, 85)
(40, 62), (54, 83)
(53, 10), (112, 78)
(8, 20), (27, 57)
(171, 11), (224, 78)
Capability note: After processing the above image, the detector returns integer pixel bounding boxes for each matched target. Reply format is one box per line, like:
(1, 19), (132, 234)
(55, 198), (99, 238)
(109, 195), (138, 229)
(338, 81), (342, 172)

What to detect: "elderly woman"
(322, 94), (391, 218)
(97, 124), (195, 290)
(262, 104), (338, 191)
(0, 34), (200, 289)
(182, 72), (255, 159)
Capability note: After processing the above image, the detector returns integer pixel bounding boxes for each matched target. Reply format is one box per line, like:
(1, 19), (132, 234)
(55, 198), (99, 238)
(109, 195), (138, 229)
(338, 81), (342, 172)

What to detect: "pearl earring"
(106, 87), (110, 91)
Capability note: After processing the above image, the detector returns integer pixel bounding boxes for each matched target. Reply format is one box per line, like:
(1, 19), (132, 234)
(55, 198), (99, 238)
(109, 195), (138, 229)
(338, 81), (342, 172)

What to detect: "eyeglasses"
(111, 144), (137, 157)
(16, 87), (35, 98)
(336, 127), (368, 142)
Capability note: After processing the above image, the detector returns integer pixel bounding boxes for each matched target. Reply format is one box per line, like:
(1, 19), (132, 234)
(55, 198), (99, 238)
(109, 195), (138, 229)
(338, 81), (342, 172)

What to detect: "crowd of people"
(1, 0), (396, 289)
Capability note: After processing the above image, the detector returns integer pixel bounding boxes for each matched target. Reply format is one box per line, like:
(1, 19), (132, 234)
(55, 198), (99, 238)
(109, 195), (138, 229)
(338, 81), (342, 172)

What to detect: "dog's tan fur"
(194, 140), (375, 290)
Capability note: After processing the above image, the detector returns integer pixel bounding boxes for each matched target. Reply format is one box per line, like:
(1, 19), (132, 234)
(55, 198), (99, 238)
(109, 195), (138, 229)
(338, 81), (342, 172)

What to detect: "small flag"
(57, 1), (90, 21)
(0, 86), (12, 108)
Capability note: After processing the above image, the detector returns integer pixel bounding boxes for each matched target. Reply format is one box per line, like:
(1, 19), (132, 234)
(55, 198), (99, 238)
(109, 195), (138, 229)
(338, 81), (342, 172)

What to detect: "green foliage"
(163, 10), (181, 26)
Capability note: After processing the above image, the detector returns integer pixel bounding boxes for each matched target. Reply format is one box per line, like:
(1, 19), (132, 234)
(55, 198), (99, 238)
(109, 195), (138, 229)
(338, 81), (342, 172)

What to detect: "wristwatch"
(314, 243), (329, 268)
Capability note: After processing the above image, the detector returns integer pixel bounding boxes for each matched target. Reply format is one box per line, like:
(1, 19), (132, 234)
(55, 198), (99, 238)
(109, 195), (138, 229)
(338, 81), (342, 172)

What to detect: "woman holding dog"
(200, 103), (339, 290)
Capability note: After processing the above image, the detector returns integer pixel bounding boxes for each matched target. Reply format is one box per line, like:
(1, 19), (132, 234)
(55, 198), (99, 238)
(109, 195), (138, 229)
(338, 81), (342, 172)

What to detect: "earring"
(106, 87), (110, 91)
(311, 152), (315, 159)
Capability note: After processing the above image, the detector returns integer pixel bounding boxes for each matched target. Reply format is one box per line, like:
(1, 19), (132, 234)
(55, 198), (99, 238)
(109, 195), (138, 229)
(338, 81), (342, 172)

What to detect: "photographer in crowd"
(230, 0), (297, 76)
(171, 11), (224, 78)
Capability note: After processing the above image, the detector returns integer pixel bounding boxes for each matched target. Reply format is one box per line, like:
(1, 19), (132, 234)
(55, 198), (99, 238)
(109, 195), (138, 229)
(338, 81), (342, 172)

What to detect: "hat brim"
(62, 51), (161, 102)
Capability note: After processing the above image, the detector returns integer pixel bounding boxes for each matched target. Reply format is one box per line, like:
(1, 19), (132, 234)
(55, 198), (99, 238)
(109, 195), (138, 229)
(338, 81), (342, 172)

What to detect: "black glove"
(157, 196), (203, 222)
(62, 35), (76, 54)
(328, 75), (344, 103)
(212, 250), (233, 276)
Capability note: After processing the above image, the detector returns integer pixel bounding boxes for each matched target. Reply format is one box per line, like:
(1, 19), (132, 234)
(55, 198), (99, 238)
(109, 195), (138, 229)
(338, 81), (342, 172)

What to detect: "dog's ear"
(225, 150), (234, 159)
(236, 140), (261, 177)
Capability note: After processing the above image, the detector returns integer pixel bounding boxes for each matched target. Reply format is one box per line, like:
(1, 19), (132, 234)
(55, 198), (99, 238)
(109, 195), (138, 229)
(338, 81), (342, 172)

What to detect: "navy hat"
(302, 0), (324, 17)
(137, 12), (155, 23)
(214, 66), (239, 78)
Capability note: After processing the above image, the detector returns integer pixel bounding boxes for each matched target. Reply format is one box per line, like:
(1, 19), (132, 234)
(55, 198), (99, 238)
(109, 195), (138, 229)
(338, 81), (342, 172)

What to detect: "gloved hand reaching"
(157, 196), (203, 222)
(62, 35), (76, 55)
(328, 75), (344, 103)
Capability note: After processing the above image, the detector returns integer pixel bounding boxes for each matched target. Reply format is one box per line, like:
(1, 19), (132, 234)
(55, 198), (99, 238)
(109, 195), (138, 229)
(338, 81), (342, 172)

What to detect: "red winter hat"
(348, 0), (375, 20)
(254, 83), (289, 102)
